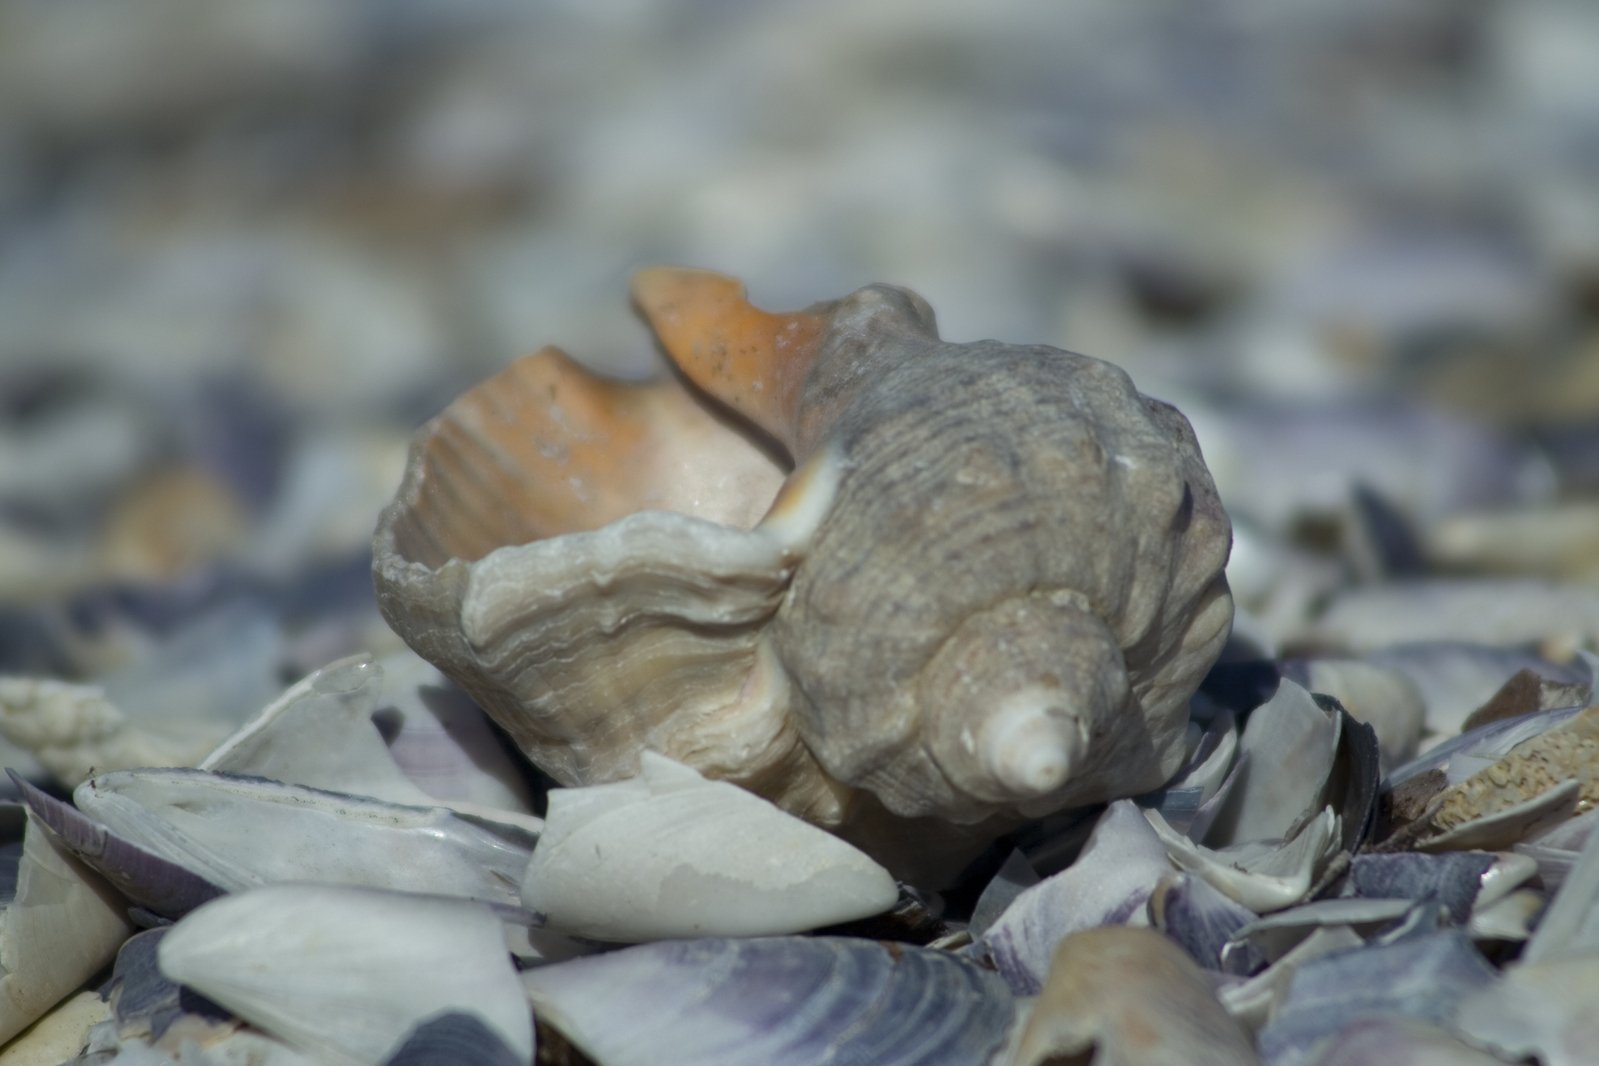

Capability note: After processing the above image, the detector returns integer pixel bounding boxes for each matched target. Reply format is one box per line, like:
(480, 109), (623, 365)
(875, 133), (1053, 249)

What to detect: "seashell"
(1146, 804), (1339, 913)
(978, 799), (1171, 995)
(199, 652), (537, 820)
(1135, 708), (1239, 838)
(1225, 897), (1418, 965)
(12, 770), (223, 919)
(966, 849), (1039, 939)
(1008, 926), (1261, 1066)
(1455, 956), (1599, 1066)
(0, 805), (135, 1045)
(0, 675), (226, 789)
(0, 990), (110, 1064)
(521, 935), (1018, 1066)
(1313, 1018), (1518, 1066)
(373, 269), (1233, 883)
(1522, 805), (1599, 966)
(1515, 806), (1599, 891)
(520, 751), (898, 941)
(1148, 872), (1263, 975)
(1204, 680), (1342, 845)
(383, 1012), (527, 1066)
(1387, 703), (1599, 852)
(1341, 852), (1497, 926)
(1467, 888), (1543, 942)
(1386, 703), (1584, 793)
(73, 768), (539, 906)
(1279, 657), (1425, 768)
(1255, 930), (1498, 1066)
(1428, 703), (1599, 832)
(1217, 924), (1366, 1028)
(158, 884), (533, 1066)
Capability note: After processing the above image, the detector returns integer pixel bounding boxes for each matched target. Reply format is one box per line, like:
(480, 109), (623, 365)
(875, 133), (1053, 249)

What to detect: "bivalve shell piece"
(157, 884), (533, 1066)
(374, 269), (1233, 884)
(520, 752), (897, 941)
(522, 936), (1017, 1066)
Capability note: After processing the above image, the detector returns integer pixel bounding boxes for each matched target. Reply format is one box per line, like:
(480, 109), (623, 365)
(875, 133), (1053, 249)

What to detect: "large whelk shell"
(374, 269), (1233, 883)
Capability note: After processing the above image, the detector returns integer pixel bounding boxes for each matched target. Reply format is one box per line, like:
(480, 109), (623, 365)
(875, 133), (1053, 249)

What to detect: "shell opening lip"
(981, 691), (1087, 800)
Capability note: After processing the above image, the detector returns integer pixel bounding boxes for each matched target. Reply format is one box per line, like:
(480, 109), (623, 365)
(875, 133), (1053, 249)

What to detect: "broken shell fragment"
(373, 268), (1233, 882)
(158, 884), (533, 1066)
(520, 752), (898, 941)
(1007, 926), (1261, 1066)
(72, 768), (538, 906)
(522, 936), (1018, 1066)
(0, 806), (135, 1045)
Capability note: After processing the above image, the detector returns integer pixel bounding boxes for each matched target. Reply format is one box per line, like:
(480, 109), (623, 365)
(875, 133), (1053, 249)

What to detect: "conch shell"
(373, 269), (1232, 883)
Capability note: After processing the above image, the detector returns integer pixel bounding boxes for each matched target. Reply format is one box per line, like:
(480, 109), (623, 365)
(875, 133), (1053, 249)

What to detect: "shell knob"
(980, 689), (1090, 800)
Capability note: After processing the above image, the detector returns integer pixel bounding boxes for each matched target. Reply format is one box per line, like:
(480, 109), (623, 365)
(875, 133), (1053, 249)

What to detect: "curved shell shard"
(157, 885), (533, 1066)
(521, 752), (897, 941)
(374, 268), (1234, 883)
(522, 936), (1018, 1066)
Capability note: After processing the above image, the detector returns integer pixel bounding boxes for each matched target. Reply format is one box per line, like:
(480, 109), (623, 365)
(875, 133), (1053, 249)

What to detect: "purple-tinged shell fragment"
(1256, 930), (1498, 1066)
(523, 936), (1016, 1066)
(384, 1012), (527, 1066)
(9, 769), (222, 919)
(980, 800), (1171, 994)
(1342, 852), (1494, 925)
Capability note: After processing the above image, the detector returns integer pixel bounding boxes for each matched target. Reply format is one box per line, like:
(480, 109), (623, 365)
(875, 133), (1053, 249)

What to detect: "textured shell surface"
(373, 268), (1233, 883)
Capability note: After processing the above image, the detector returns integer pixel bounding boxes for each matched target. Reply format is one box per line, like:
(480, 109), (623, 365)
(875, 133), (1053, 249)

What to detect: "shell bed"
(2, 4), (1599, 1062)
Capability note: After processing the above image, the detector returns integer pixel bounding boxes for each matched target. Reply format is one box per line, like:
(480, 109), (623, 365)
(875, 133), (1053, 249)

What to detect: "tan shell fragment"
(1007, 926), (1262, 1066)
(374, 269), (1233, 883)
(1429, 703), (1599, 838)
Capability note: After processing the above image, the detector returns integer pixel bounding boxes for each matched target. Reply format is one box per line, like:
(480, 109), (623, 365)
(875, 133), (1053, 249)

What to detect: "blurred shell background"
(2, 0), (1598, 681)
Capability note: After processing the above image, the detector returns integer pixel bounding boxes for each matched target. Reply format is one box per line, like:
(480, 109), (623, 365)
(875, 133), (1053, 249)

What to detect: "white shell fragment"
(1314, 1018), (1519, 1066)
(1454, 956), (1599, 1066)
(523, 936), (1017, 1066)
(158, 884), (533, 1066)
(1205, 680), (1339, 845)
(1256, 931), (1498, 1066)
(73, 768), (537, 906)
(1146, 804), (1339, 913)
(0, 809), (135, 1046)
(980, 800), (1171, 994)
(200, 652), (539, 823)
(200, 653), (429, 805)
(1522, 805), (1599, 966)
(521, 752), (897, 941)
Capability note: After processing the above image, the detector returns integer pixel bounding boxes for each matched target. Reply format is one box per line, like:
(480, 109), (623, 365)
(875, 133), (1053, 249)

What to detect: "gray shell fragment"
(1314, 1018), (1519, 1066)
(74, 768), (537, 906)
(980, 799), (1171, 994)
(1255, 930), (1498, 1066)
(522, 936), (1017, 1066)
(1455, 956), (1599, 1066)
(1342, 852), (1495, 925)
(12, 771), (222, 919)
(0, 806), (134, 1045)
(520, 751), (896, 941)
(158, 884), (534, 1066)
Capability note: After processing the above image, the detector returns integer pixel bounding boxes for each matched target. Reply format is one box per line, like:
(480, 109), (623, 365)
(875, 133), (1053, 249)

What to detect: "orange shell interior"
(392, 346), (789, 569)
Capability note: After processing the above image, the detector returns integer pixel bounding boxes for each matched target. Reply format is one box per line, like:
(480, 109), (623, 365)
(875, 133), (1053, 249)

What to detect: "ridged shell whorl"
(373, 268), (1233, 885)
